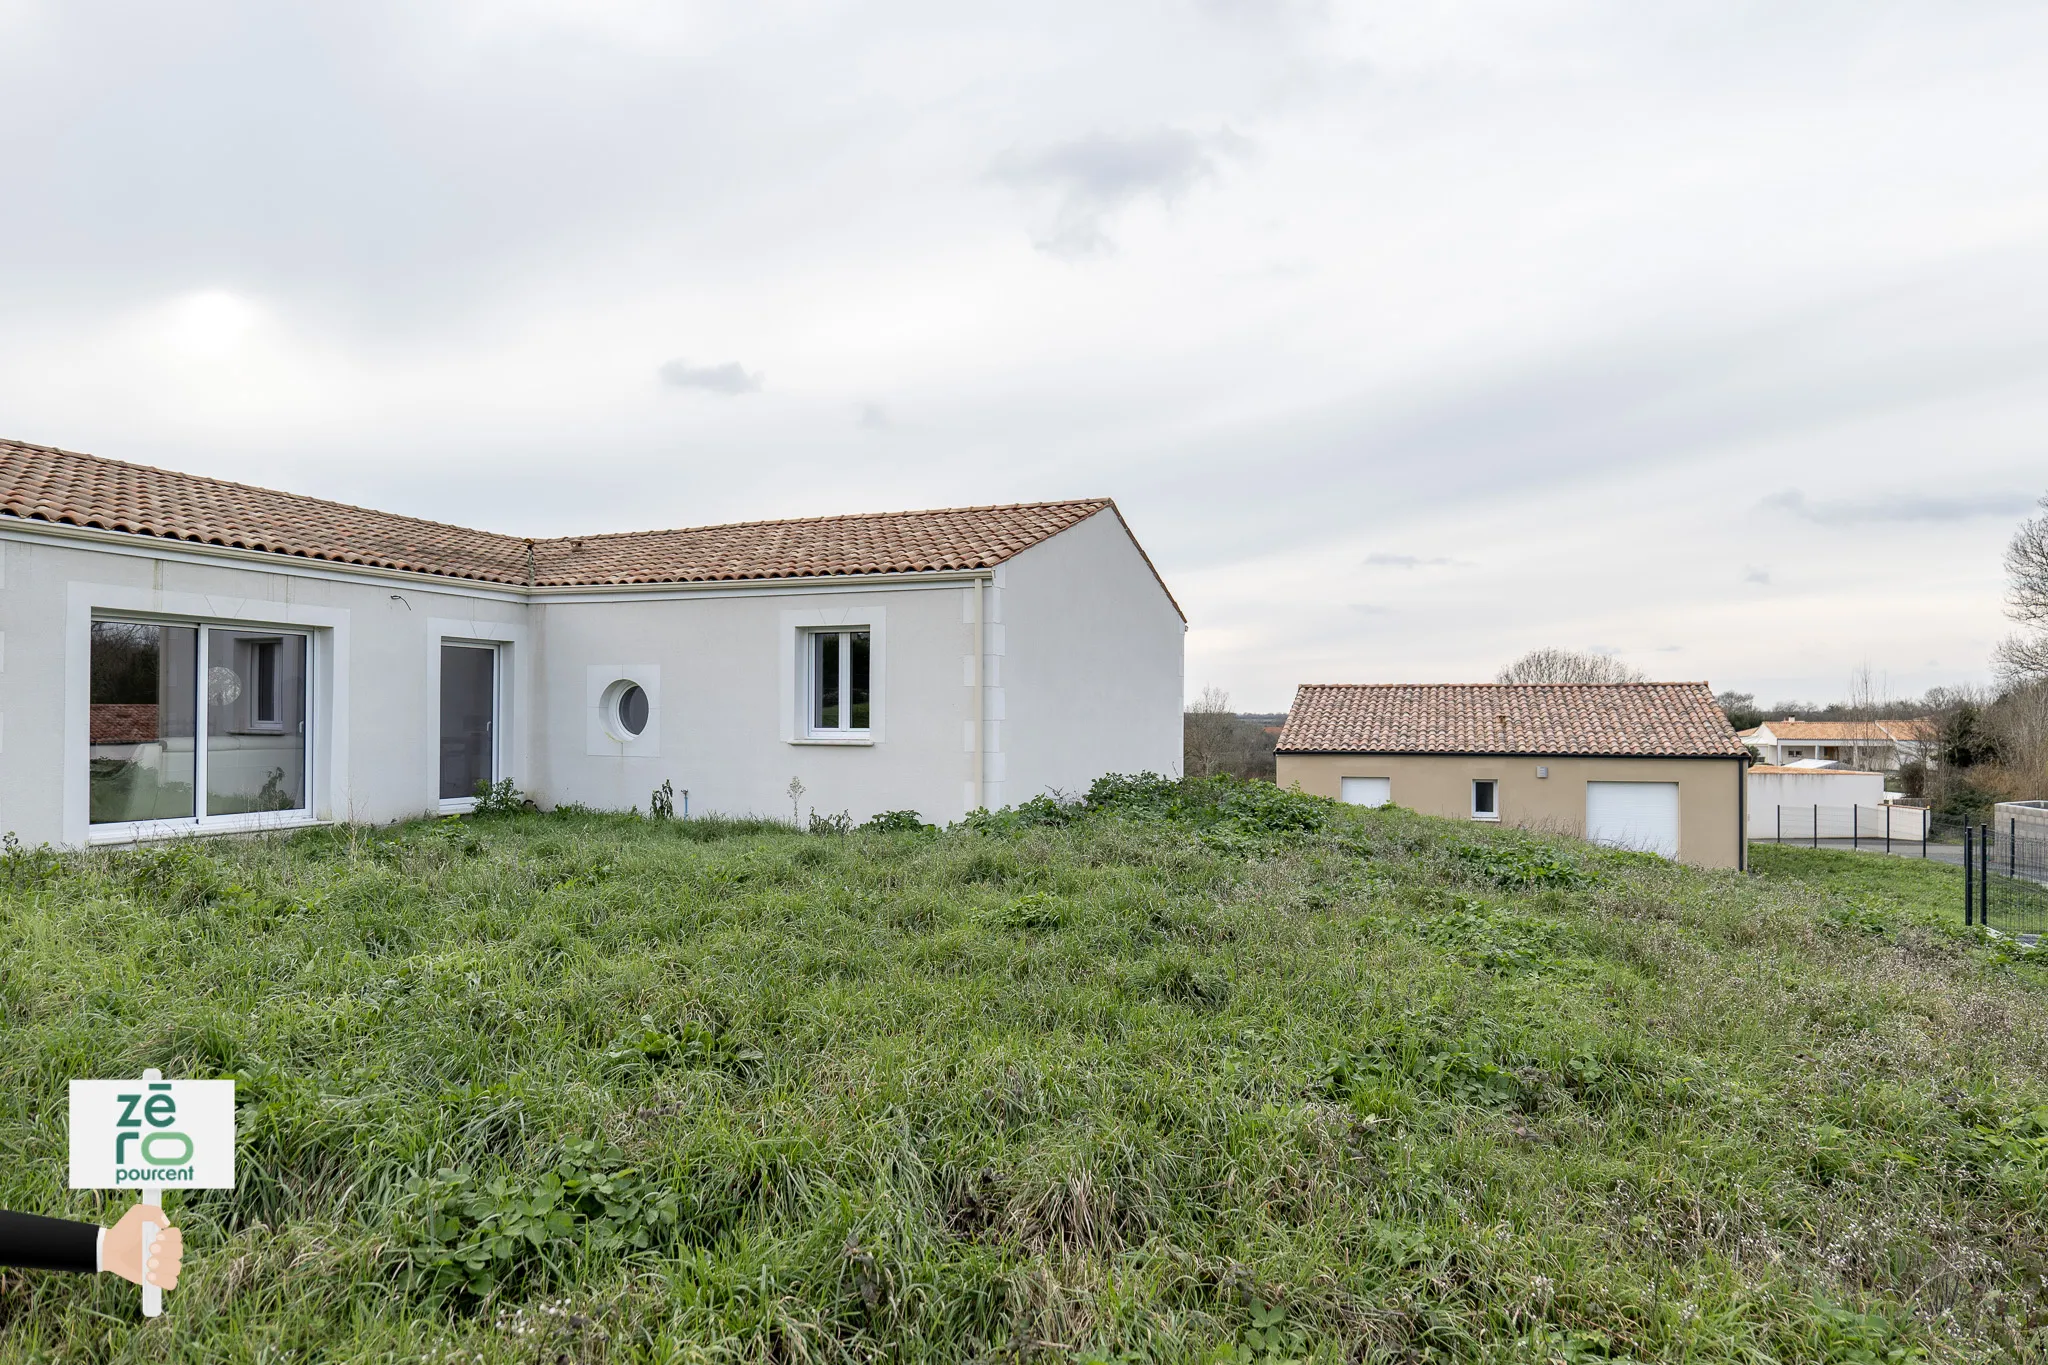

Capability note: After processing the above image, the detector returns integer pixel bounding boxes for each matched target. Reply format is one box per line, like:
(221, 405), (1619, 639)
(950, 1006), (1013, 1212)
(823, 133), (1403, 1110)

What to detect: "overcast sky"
(3, 1), (2044, 711)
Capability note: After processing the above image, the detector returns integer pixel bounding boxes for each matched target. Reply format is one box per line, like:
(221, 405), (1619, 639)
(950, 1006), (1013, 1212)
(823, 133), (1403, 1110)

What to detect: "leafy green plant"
(471, 778), (527, 816)
(1204, 1300), (1307, 1364)
(861, 809), (933, 833)
(601, 1015), (763, 1077)
(1451, 838), (1593, 890)
(985, 891), (1067, 931)
(407, 1139), (682, 1298)
(0, 831), (62, 888)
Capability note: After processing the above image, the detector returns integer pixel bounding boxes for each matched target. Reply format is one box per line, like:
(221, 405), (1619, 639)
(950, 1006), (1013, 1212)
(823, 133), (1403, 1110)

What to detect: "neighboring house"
(0, 439), (1185, 848)
(1275, 682), (1748, 868)
(1737, 718), (1935, 772)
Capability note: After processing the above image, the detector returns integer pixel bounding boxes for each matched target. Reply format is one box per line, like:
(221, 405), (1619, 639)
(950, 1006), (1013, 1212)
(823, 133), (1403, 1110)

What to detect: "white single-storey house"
(1736, 718), (1935, 773)
(0, 439), (1186, 848)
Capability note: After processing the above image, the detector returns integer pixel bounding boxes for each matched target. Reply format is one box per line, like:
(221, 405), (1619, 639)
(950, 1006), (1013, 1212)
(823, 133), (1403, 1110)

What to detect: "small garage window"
(1471, 779), (1498, 820)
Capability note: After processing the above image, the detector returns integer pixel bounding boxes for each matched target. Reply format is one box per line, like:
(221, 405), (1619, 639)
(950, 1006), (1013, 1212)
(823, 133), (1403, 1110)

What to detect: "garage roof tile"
(1277, 682), (1748, 758)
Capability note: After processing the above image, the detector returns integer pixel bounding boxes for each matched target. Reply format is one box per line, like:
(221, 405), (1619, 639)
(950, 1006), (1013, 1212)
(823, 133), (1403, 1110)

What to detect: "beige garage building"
(1276, 682), (1749, 869)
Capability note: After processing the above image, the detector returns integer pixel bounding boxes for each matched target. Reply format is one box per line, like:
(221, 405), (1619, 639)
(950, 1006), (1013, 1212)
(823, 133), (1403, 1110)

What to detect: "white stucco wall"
(529, 580), (981, 824)
(0, 504), (1185, 845)
(1745, 769), (1887, 836)
(997, 508), (1185, 805)
(0, 525), (531, 847)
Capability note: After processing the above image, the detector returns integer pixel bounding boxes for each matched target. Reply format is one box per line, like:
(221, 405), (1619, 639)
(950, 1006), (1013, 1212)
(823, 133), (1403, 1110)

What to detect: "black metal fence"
(1963, 821), (2048, 938)
(1753, 804), (1931, 855)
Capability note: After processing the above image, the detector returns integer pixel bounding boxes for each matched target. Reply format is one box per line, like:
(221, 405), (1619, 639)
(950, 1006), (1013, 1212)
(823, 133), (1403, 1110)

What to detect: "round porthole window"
(598, 679), (647, 740)
(618, 684), (649, 736)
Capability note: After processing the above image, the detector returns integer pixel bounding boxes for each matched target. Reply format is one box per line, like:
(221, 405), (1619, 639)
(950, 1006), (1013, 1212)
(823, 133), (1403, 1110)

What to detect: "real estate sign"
(68, 1077), (236, 1190)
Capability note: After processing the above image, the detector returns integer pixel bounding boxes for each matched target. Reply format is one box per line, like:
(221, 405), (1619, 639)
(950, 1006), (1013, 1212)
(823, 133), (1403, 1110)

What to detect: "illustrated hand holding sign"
(69, 1070), (234, 1317)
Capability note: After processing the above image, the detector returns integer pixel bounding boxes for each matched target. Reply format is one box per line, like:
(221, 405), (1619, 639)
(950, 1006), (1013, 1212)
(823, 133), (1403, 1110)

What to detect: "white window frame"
(585, 663), (661, 758)
(779, 605), (886, 747)
(436, 639), (505, 815)
(425, 618), (528, 814)
(803, 627), (873, 739)
(85, 615), (317, 843)
(1470, 778), (1500, 821)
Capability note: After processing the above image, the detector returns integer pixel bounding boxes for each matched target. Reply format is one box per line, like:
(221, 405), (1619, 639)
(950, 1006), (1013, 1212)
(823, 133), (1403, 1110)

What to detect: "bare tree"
(1997, 494), (2048, 681)
(1991, 679), (2048, 784)
(1183, 687), (1235, 779)
(1182, 687), (1278, 781)
(1842, 662), (1895, 770)
(1496, 648), (1646, 684)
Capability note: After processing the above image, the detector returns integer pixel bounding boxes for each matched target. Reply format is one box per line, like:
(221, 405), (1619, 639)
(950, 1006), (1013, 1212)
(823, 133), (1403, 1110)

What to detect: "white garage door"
(1340, 777), (1391, 807)
(1585, 782), (1679, 858)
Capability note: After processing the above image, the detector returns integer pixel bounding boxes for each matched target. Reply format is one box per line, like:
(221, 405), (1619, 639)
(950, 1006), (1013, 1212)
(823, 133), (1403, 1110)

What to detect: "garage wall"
(1276, 752), (1746, 869)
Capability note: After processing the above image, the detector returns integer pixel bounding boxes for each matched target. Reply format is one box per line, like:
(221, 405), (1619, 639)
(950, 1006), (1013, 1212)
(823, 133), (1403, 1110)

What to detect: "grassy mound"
(0, 778), (2042, 1362)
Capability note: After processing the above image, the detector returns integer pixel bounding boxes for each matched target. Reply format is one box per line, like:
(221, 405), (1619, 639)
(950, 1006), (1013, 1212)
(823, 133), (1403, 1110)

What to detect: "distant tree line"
(1182, 687), (1278, 782)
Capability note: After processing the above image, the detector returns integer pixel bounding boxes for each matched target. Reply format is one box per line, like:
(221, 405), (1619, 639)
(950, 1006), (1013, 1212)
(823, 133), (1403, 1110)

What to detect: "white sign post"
(69, 1069), (235, 1317)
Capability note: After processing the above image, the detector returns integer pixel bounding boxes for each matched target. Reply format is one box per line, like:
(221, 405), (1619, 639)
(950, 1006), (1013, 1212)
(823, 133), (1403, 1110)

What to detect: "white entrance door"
(1585, 782), (1679, 858)
(1340, 777), (1391, 807)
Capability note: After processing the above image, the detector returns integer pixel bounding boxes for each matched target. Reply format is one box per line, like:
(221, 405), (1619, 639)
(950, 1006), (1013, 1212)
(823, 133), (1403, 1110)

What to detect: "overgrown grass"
(2, 780), (2047, 1362)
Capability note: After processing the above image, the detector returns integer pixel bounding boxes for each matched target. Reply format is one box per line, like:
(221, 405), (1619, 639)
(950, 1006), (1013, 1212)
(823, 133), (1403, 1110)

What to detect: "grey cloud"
(1758, 488), (2033, 526)
(1363, 553), (1456, 568)
(659, 359), (762, 395)
(993, 127), (1250, 258)
(1744, 565), (1771, 585)
(857, 402), (891, 431)
(1348, 602), (1395, 615)
(1135, 258), (2048, 567)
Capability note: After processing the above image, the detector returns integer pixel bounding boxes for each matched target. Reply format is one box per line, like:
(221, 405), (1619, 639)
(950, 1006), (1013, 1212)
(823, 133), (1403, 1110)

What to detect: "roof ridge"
(0, 436), (530, 550)
(533, 497), (1114, 546)
(1292, 681), (1713, 689)
(0, 437), (1150, 593)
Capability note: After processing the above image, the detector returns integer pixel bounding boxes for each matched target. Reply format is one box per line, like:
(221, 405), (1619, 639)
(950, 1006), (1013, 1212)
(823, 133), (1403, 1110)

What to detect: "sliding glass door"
(439, 644), (497, 801)
(89, 622), (199, 824)
(205, 629), (308, 815)
(90, 619), (310, 829)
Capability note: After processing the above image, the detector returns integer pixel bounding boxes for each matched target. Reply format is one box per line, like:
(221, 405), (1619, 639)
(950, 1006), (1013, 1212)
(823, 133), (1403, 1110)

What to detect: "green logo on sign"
(113, 1082), (194, 1181)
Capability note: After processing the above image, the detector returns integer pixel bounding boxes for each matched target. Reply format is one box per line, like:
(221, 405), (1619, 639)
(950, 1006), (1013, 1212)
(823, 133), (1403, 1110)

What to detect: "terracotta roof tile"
(0, 438), (1148, 597)
(1751, 719), (1936, 743)
(1277, 682), (1748, 758)
(524, 501), (1112, 586)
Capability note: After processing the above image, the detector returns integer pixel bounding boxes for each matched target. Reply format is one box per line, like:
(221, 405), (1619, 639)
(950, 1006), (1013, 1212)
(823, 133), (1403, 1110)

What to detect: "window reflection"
(206, 629), (308, 815)
(89, 622), (198, 823)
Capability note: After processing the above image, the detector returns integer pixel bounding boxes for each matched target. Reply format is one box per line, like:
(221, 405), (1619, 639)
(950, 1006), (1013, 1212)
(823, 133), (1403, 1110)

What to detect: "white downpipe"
(972, 575), (985, 811)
